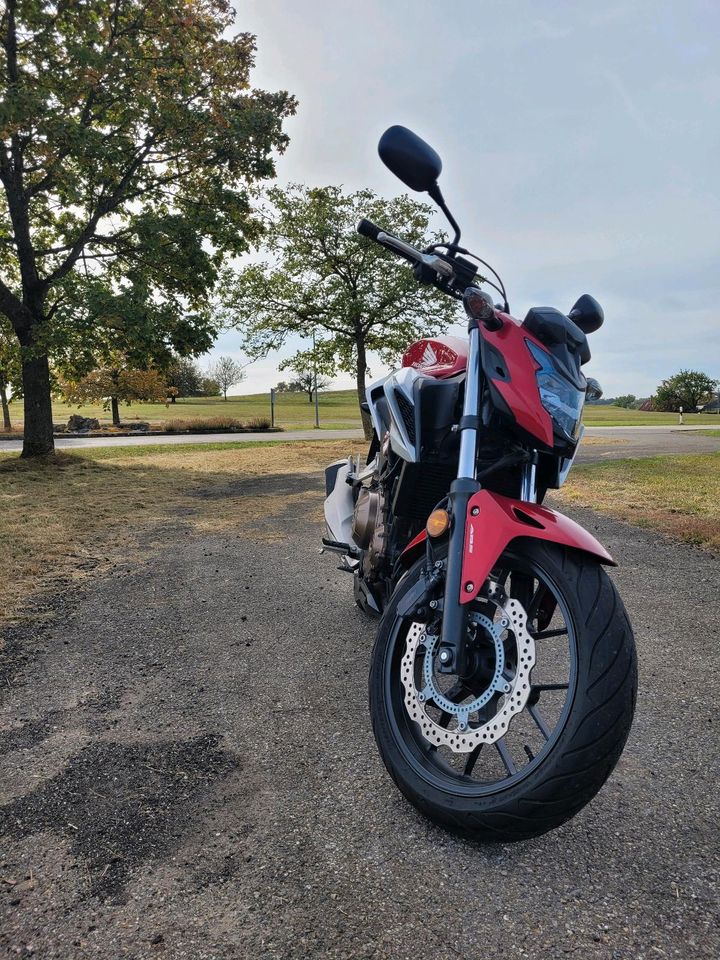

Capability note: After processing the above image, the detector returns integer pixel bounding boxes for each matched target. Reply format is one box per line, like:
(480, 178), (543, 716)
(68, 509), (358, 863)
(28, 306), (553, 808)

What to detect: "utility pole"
(270, 388), (275, 428)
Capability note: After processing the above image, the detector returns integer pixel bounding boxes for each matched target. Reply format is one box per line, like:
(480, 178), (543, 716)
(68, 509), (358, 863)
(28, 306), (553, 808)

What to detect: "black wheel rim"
(384, 549), (579, 798)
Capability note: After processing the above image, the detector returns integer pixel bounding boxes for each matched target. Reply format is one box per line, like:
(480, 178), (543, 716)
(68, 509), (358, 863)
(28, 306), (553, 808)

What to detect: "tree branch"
(41, 136), (159, 287)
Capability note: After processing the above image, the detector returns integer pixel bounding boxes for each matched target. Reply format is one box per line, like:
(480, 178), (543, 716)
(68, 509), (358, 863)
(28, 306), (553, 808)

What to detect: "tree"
(211, 356), (246, 400)
(61, 365), (168, 425)
(51, 274), (219, 389)
(201, 375), (221, 398)
(225, 185), (460, 437)
(0, 2), (296, 457)
(280, 351), (331, 402)
(654, 370), (718, 412)
(614, 394), (637, 409)
(166, 356), (205, 402)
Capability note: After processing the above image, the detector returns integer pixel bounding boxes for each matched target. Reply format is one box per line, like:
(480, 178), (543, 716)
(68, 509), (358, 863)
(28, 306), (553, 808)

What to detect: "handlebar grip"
(357, 218), (383, 241)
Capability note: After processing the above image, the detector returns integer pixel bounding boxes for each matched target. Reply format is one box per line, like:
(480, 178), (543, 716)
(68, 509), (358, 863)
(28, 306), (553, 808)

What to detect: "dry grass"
(0, 439), (366, 626)
(556, 452), (720, 549)
(580, 436), (627, 446)
(164, 416), (246, 432)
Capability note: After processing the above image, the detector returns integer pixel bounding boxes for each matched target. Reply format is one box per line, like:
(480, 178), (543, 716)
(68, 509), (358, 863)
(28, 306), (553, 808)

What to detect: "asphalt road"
(1, 425), (719, 461)
(1, 471), (718, 958)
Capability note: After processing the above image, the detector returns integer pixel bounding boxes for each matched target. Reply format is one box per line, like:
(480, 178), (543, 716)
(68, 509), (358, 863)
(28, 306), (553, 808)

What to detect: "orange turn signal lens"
(426, 508), (450, 538)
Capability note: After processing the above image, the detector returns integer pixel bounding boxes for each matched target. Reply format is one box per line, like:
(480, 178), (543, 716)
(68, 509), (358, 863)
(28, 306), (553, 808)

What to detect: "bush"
(165, 416), (244, 433)
(246, 416), (271, 430)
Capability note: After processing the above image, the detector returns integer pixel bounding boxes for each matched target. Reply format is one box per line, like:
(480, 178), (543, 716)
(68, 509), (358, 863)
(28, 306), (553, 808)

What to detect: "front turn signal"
(426, 508), (450, 538)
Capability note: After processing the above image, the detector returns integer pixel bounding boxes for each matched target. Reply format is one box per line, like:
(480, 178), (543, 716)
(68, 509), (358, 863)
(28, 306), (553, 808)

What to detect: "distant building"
(638, 397), (655, 412)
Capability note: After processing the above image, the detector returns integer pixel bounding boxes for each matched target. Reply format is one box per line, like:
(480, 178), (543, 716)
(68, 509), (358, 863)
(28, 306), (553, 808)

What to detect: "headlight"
(526, 341), (585, 441)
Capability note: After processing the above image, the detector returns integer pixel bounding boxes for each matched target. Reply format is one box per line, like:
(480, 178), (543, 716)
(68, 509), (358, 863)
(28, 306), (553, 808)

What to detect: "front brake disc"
(400, 597), (536, 754)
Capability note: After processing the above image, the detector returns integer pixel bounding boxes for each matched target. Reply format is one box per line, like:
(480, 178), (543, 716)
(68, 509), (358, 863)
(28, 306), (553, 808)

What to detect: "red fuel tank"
(401, 335), (468, 378)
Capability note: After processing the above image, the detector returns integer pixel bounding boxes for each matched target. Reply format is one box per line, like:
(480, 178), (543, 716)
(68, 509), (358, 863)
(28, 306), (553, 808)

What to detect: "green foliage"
(224, 184), (460, 430)
(50, 275), (219, 381)
(201, 376), (221, 398)
(614, 394), (637, 409)
(0, 315), (19, 384)
(654, 370), (718, 412)
(61, 367), (168, 408)
(165, 356), (218, 399)
(0, 315), (18, 428)
(0, 0), (296, 454)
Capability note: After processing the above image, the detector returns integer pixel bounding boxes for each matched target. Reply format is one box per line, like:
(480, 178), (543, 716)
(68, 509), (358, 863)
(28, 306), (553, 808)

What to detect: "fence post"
(270, 388), (275, 428)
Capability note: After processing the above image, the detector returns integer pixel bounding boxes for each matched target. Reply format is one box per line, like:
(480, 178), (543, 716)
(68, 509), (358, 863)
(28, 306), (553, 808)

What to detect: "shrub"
(164, 416), (244, 433)
(246, 416), (272, 430)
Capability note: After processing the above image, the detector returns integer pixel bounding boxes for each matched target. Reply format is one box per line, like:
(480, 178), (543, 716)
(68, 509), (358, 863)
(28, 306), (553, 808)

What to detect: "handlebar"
(356, 217), (456, 279)
(357, 218), (423, 264)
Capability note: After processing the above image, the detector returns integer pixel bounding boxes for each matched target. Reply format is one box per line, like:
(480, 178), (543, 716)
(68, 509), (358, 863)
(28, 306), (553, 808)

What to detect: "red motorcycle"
(323, 126), (637, 840)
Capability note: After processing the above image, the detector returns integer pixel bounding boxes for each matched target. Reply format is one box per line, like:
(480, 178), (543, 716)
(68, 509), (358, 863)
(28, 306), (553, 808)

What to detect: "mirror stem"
(428, 182), (461, 246)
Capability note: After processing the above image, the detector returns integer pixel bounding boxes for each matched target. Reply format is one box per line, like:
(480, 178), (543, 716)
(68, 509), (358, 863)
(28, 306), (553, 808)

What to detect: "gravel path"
(1, 472), (718, 959)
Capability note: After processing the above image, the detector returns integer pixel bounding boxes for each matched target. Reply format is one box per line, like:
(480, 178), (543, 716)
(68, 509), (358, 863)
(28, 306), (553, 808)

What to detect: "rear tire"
(368, 540), (637, 841)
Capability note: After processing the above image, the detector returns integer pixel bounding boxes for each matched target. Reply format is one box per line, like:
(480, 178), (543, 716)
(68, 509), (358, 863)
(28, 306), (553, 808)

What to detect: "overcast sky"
(210, 0), (719, 399)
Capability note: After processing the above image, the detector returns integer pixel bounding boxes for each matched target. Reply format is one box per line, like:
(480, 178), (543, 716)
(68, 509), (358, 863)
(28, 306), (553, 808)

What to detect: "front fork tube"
(437, 324), (482, 677)
(437, 478), (479, 677)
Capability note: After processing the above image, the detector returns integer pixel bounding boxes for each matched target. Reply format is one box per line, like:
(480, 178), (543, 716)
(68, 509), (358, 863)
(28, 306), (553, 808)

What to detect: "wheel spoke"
(495, 738), (517, 775)
(527, 582), (549, 621)
(510, 572), (534, 609)
(533, 627), (568, 640)
(529, 704), (552, 740)
(532, 682), (569, 693)
(463, 744), (483, 776)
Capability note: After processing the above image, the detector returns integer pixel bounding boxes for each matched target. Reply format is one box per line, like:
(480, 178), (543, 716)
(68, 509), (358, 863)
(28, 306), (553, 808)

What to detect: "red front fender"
(460, 491), (614, 603)
(399, 491), (615, 603)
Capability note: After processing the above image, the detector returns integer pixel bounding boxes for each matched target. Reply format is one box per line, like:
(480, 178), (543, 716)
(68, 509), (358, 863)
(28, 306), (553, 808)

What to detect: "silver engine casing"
(323, 365), (424, 569)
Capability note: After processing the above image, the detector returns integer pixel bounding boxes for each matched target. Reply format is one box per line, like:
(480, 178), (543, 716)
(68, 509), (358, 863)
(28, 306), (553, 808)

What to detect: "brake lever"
(378, 231), (454, 279)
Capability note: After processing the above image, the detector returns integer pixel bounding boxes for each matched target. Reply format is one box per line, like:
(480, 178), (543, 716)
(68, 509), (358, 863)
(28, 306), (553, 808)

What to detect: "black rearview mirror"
(378, 126), (442, 194)
(568, 294), (604, 334)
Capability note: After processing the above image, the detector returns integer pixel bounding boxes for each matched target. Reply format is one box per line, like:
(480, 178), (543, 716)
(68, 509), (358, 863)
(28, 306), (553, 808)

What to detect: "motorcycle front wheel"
(368, 539), (637, 841)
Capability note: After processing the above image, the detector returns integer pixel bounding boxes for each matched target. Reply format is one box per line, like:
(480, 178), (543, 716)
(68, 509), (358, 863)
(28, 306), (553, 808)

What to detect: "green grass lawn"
(3, 390), (719, 433)
(556, 451), (720, 549)
(583, 405), (720, 426)
(42, 389), (362, 431)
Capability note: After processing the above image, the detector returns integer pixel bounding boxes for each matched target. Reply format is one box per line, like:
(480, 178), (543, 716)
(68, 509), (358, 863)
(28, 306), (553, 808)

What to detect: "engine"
(351, 484), (390, 581)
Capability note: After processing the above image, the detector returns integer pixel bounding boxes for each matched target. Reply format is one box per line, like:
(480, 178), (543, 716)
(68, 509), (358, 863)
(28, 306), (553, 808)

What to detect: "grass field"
(582, 405), (720, 426)
(51, 390), (362, 431)
(557, 451), (720, 549)
(3, 390), (720, 433)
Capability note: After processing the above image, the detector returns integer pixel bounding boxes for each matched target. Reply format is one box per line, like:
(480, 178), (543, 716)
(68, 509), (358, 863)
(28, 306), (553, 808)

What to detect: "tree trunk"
(21, 351), (55, 457)
(356, 337), (372, 440)
(110, 396), (120, 426)
(0, 375), (11, 432)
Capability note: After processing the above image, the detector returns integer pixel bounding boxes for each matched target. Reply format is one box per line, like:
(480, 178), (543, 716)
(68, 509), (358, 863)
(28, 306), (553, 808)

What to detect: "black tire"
(368, 539), (637, 841)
